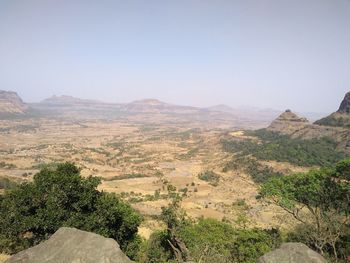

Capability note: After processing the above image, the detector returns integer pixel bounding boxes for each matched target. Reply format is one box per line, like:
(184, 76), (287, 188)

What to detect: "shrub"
(198, 171), (220, 186)
(259, 157), (350, 262)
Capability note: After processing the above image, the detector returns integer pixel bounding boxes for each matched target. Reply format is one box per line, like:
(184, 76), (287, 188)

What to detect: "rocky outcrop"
(267, 110), (310, 134)
(5, 227), (133, 263)
(338, 91), (350, 113)
(267, 108), (350, 153)
(274, 109), (309, 123)
(315, 91), (350, 127)
(0, 90), (28, 114)
(256, 243), (327, 263)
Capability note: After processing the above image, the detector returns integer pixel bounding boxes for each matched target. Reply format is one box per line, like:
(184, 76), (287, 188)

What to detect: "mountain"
(120, 99), (199, 114)
(315, 92), (350, 127)
(41, 95), (102, 105)
(266, 95), (350, 153)
(0, 90), (28, 115)
(31, 95), (267, 128)
(267, 109), (313, 136)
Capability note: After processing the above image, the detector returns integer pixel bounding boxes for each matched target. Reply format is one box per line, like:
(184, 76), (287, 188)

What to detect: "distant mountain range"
(0, 90), (341, 129)
(0, 90), (28, 115)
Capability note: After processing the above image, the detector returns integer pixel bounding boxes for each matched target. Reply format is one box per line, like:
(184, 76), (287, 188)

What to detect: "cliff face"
(315, 92), (350, 127)
(337, 92), (350, 114)
(0, 90), (28, 114)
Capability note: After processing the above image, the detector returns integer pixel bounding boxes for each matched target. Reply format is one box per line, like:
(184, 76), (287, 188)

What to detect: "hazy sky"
(0, 0), (350, 113)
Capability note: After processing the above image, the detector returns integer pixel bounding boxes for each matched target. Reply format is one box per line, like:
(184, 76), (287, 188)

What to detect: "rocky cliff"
(0, 90), (28, 114)
(315, 91), (350, 127)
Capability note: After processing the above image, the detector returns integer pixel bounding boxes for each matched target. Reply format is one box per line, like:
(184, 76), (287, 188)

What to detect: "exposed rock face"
(267, 110), (310, 134)
(274, 110), (309, 123)
(315, 91), (350, 127)
(0, 90), (28, 114)
(256, 243), (327, 263)
(5, 227), (133, 263)
(338, 91), (350, 113)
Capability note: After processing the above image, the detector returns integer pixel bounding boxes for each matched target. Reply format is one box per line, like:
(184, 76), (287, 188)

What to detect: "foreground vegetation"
(222, 129), (345, 167)
(260, 157), (350, 262)
(1, 157), (349, 262)
(0, 163), (141, 259)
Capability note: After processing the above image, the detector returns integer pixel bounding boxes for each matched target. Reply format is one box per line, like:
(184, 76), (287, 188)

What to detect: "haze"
(0, 0), (350, 113)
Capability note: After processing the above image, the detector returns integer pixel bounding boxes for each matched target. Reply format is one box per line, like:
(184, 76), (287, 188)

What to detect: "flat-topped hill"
(0, 90), (28, 114)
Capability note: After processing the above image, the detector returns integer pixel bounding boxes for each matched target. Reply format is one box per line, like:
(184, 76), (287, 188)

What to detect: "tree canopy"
(259, 157), (350, 261)
(0, 163), (141, 259)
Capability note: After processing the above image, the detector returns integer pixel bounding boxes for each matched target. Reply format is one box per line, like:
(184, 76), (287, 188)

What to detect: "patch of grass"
(223, 157), (282, 184)
(0, 162), (16, 169)
(31, 162), (60, 170)
(0, 177), (18, 190)
(103, 173), (148, 181)
(198, 171), (220, 186)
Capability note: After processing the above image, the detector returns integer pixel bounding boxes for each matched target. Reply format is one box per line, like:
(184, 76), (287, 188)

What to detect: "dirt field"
(0, 117), (303, 237)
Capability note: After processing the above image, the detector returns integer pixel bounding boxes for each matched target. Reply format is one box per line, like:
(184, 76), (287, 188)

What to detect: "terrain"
(0, 90), (349, 239)
(0, 91), (28, 116)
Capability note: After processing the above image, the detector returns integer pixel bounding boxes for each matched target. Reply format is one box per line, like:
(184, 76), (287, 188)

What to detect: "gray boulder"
(257, 243), (327, 263)
(5, 227), (133, 263)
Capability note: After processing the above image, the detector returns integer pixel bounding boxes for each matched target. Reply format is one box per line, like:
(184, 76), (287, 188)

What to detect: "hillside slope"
(0, 90), (28, 114)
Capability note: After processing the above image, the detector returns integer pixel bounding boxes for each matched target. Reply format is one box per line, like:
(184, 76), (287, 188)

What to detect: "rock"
(256, 243), (327, 263)
(0, 90), (28, 114)
(267, 110), (310, 134)
(338, 91), (350, 114)
(315, 91), (350, 127)
(274, 110), (309, 123)
(5, 227), (134, 263)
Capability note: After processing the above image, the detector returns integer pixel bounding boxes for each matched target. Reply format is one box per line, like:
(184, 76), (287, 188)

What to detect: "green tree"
(259, 157), (350, 261)
(0, 163), (141, 259)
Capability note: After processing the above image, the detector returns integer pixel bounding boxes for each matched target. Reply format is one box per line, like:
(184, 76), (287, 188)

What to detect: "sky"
(0, 0), (350, 113)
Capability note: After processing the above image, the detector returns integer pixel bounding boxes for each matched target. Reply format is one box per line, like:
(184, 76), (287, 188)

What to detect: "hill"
(0, 90), (28, 115)
(29, 95), (271, 129)
(267, 107), (350, 153)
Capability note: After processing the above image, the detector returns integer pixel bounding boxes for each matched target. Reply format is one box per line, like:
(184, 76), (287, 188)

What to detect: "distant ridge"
(41, 95), (102, 105)
(0, 90), (28, 114)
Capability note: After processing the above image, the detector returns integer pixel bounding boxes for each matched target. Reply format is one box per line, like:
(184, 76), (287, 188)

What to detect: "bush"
(223, 157), (282, 184)
(0, 177), (17, 190)
(143, 218), (281, 263)
(140, 230), (173, 263)
(0, 163), (141, 259)
(198, 171), (220, 186)
(259, 157), (350, 262)
(177, 219), (281, 263)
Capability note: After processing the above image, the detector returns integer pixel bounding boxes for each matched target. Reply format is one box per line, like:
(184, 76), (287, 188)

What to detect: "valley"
(1, 91), (349, 262)
(0, 116), (296, 236)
